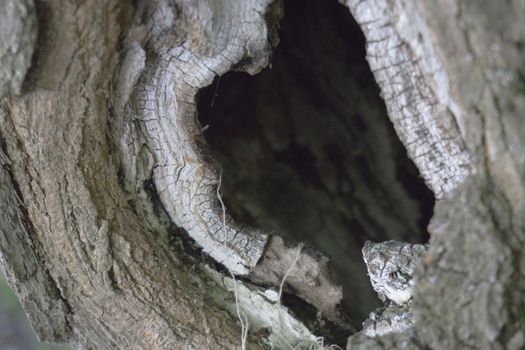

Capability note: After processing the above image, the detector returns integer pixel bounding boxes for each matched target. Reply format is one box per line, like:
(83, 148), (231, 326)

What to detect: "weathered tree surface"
(344, 0), (525, 349)
(0, 0), (524, 349)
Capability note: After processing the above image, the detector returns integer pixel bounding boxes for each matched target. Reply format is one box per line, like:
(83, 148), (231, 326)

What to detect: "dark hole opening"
(197, 0), (435, 327)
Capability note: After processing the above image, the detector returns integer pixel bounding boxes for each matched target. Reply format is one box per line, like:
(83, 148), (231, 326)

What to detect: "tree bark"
(0, 0), (523, 349)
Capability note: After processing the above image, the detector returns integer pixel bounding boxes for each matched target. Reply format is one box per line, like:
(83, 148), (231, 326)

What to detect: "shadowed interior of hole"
(197, 0), (435, 327)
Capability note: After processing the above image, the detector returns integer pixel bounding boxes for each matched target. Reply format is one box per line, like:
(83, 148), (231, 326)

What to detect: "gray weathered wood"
(344, 0), (473, 199)
(345, 0), (525, 349)
(0, 0), (36, 97)
(111, 0), (274, 275)
(1, 0), (524, 349)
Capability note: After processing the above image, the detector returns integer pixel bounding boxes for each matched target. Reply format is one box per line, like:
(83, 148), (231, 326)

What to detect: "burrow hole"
(197, 0), (434, 328)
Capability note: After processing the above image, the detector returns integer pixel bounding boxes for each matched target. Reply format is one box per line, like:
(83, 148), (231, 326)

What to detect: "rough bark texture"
(0, 0), (36, 97)
(0, 1), (254, 349)
(344, 0), (525, 349)
(0, 0), (524, 349)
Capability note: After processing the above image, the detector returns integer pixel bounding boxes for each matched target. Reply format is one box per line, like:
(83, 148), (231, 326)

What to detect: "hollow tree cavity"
(0, 0), (524, 349)
(197, 0), (434, 324)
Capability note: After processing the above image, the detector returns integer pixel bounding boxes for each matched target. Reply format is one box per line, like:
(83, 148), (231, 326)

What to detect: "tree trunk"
(0, 0), (523, 349)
